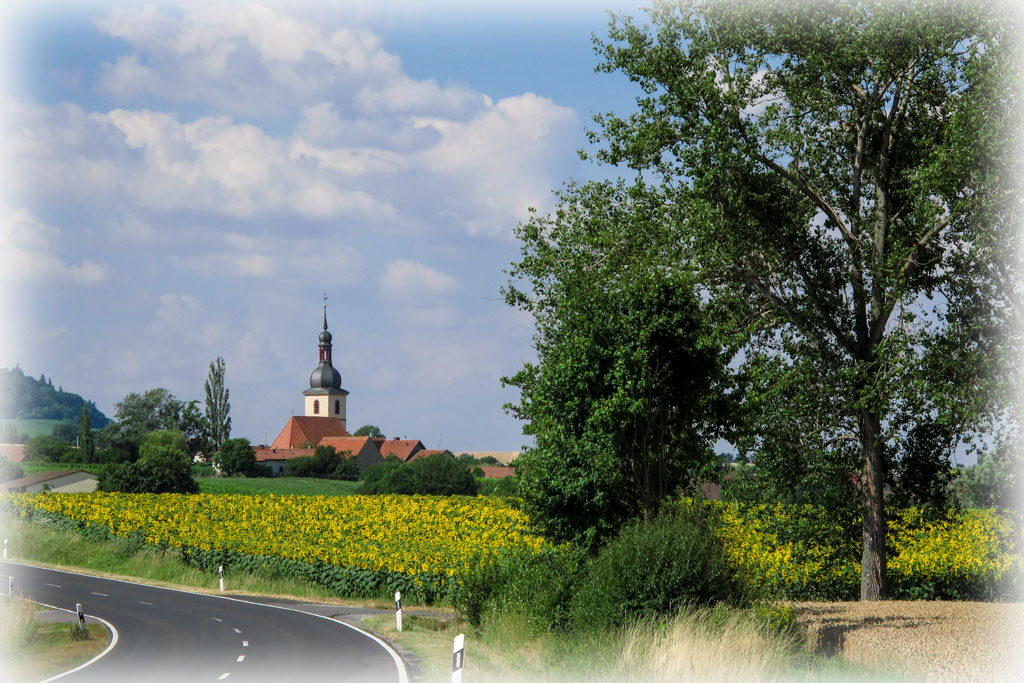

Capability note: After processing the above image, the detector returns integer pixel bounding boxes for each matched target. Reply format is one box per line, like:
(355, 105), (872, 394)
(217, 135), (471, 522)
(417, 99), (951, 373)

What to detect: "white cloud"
(0, 204), (109, 285)
(380, 259), (458, 299)
(9, 5), (579, 235)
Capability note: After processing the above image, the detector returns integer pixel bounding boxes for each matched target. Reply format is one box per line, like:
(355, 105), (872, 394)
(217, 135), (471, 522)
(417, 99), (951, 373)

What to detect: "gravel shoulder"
(791, 601), (1024, 683)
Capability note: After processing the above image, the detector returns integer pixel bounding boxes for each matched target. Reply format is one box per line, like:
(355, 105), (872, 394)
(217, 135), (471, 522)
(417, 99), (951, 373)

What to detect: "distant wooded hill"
(0, 365), (110, 427)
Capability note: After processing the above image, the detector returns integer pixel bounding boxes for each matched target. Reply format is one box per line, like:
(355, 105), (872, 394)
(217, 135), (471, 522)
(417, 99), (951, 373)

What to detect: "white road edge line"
(31, 602), (119, 683)
(2, 561), (410, 683)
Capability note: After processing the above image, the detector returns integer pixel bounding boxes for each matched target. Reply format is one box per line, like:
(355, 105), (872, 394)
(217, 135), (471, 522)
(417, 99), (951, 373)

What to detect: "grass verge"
(365, 606), (921, 683)
(196, 476), (362, 496)
(1, 596), (110, 683)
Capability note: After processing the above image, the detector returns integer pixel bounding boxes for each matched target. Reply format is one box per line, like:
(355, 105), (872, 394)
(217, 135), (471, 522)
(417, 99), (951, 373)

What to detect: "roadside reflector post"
(452, 633), (465, 683)
(395, 591), (402, 632)
(3, 538), (7, 559)
(6, 576), (12, 597)
(218, 565), (225, 592)
(76, 603), (87, 635)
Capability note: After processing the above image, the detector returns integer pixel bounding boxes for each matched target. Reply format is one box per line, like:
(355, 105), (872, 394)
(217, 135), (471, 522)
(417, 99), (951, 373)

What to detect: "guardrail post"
(395, 591), (402, 632)
(452, 633), (465, 683)
(76, 603), (87, 636)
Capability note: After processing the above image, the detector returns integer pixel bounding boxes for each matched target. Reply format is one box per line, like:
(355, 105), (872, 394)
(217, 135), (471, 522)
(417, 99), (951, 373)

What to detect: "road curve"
(1, 561), (408, 683)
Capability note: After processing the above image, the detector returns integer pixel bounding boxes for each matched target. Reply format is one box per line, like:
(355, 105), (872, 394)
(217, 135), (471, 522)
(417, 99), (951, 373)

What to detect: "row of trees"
(23, 358), (233, 468)
(505, 0), (1019, 600)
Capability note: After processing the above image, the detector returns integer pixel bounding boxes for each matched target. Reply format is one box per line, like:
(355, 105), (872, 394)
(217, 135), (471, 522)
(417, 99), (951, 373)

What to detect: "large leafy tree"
(503, 180), (733, 548)
(590, 0), (1018, 598)
(204, 357), (231, 452)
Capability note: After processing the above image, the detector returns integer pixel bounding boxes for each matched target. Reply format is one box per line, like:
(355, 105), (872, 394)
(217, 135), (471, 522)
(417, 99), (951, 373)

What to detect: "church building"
(255, 299), (384, 474)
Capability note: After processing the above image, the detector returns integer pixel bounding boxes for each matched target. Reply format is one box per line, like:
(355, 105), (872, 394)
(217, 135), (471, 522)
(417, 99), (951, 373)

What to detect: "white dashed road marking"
(212, 617), (223, 622)
(236, 655), (245, 662)
(218, 674), (230, 680)
(137, 601), (152, 605)
(90, 592), (108, 597)
(242, 641), (248, 647)
(233, 628), (242, 634)
(44, 583), (62, 588)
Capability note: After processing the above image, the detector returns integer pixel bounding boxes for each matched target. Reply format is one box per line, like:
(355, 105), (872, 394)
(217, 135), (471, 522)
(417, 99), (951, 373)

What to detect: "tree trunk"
(858, 408), (888, 600)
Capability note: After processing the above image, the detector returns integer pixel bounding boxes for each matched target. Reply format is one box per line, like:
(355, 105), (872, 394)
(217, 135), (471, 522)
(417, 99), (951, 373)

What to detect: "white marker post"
(6, 576), (12, 597)
(218, 565), (225, 592)
(76, 603), (87, 636)
(452, 633), (465, 683)
(395, 591), (402, 632)
(3, 538), (7, 559)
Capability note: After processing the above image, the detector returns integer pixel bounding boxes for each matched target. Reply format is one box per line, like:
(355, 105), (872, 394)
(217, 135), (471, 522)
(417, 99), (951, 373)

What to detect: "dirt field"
(791, 601), (1024, 682)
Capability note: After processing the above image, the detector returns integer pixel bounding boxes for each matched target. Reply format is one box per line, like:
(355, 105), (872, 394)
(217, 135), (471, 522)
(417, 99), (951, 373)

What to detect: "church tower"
(302, 295), (349, 429)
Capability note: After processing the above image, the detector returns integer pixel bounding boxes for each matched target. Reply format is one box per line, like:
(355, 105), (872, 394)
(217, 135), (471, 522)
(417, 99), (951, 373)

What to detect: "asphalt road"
(1, 562), (408, 683)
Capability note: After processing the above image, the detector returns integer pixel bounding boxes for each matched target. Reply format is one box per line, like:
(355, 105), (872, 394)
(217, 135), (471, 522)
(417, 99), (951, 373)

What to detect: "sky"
(0, 0), (646, 451)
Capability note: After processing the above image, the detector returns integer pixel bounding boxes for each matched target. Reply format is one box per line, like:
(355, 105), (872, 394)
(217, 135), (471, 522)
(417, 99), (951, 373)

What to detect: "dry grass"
(614, 610), (793, 683)
(792, 601), (1024, 683)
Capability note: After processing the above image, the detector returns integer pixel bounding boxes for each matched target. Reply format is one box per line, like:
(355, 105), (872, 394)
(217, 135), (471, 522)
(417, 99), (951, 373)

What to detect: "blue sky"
(0, 0), (645, 451)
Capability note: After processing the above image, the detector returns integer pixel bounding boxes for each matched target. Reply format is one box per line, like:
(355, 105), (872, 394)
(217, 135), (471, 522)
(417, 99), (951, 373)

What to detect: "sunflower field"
(1, 491), (547, 602)
(3, 491), (1021, 603)
(714, 500), (1024, 600)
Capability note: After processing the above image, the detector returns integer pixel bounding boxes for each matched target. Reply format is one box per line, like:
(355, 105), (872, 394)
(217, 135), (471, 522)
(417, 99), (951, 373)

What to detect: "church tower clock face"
(302, 294), (349, 428)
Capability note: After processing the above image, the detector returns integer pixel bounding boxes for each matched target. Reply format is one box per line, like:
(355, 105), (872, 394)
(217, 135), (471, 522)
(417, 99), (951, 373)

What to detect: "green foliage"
(97, 459), (199, 494)
(282, 445), (358, 480)
(109, 388), (184, 444)
(78, 407), (95, 464)
(203, 357), (231, 452)
(0, 366), (109, 426)
(139, 430), (190, 467)
(358, 453), (478, 496)
(353, 424), (384, 438)
(957, 442), (1023, 512)
(582, 0), (1019, 599)
(214, 438), (271, 478)
(50, 423), (78, 443)
(475, 476), (520, 497)
(0, 456), (24, 482)
(23, 435), (74, 463)
(504, 180), (732, 549)
(569, 504), (748, 631)
(99, 429), (197, 493)
(451, 545), (586, 632)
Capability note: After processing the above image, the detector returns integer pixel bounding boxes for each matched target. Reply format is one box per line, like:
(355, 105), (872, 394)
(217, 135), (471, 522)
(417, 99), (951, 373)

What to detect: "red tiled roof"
(0, 444), (26, 463)
(254, 447), (314, 462)
(270, 417), (348, 449)
(408, 449), (448, 461)
(479, 466), (515, 479)
(378, 439), (425, 462)
(319, 436), (374, 455)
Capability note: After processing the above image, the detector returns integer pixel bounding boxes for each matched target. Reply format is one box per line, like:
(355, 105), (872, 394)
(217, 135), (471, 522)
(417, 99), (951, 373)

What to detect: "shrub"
(569, 502), (747, 631)
(452, 544), (586, 632)
(360, 453), (478, 496)
(215, 438), (272, 477)
(98, 459), (198, 494)
(282, 446), (359, 480)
